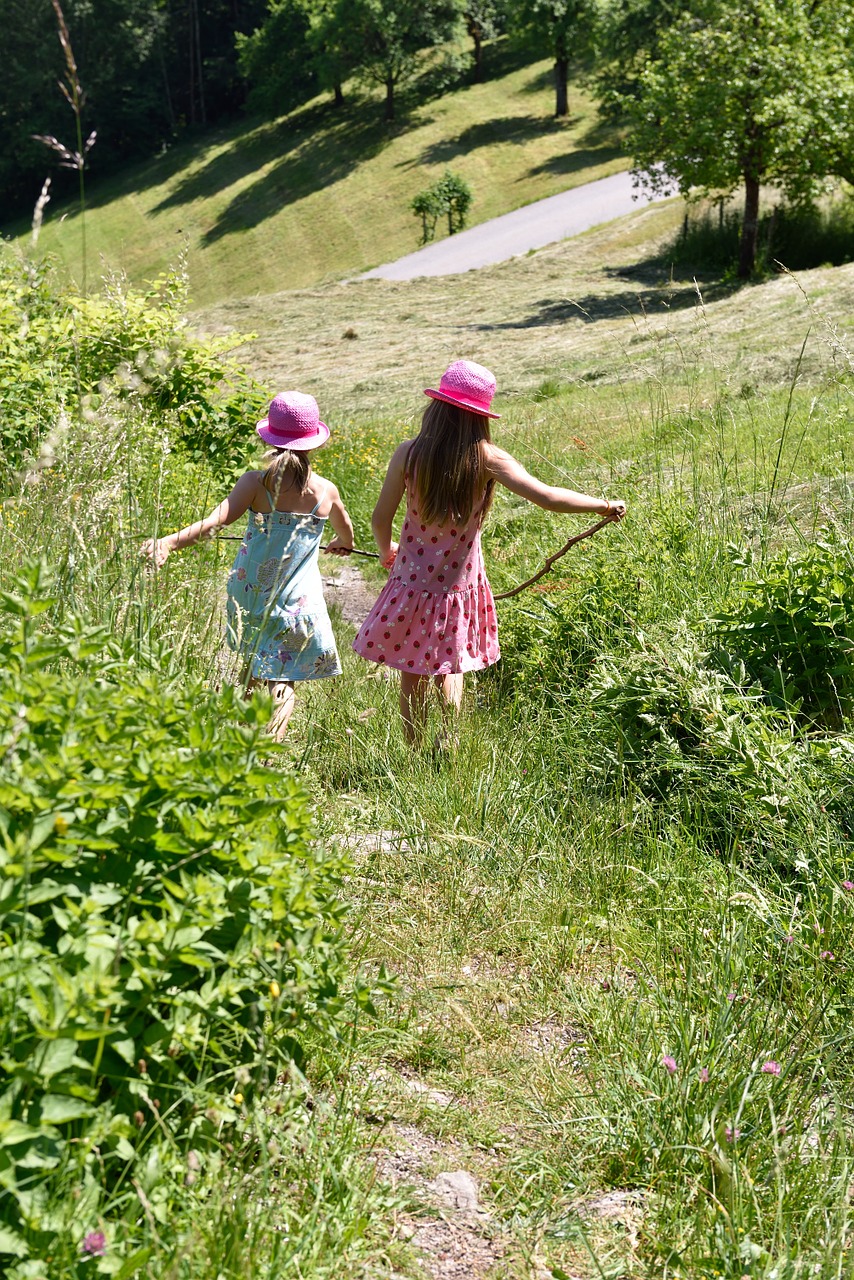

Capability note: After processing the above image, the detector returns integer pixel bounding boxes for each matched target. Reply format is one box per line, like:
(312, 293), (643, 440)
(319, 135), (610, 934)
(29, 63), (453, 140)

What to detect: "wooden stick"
(217, 536), (380, 558)
(130, 533), (379, 558)
(493, 516), (613, 601)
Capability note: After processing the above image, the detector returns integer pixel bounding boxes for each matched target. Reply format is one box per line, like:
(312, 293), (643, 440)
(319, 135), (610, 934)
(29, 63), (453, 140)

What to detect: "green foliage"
(620, 0), (854, 273)
(717, 538), (854, 724)
(664, 196), (854, 274)
(333, 0), (465, 120)
(0, 562), (354, 1262)
(411, 169), (473, 243)
(0, 248), (266, 485)
(236, 0), (320, 117)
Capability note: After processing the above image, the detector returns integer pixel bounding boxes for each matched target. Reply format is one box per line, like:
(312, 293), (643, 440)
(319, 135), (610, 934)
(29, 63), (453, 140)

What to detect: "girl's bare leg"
(266, 680), (296, 741)
(433, 672), (463, 749)
(399, 672), (430, 745)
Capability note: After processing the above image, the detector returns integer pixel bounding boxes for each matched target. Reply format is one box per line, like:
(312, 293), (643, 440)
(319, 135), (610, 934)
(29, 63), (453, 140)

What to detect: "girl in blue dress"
(142, 392), (354, 738)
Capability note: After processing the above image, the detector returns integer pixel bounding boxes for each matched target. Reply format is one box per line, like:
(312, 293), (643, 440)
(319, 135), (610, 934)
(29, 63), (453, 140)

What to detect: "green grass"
(2, 200), (854, 1277)
(13, 42), (626, 305)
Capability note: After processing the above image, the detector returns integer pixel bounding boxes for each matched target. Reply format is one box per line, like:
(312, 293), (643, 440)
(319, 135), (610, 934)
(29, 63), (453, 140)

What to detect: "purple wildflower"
(761, 1060), (781, 1076)
(820, 950), (835, 961)
(81, 1231), (106, 1256)
(725, 1126), (741, 1143)
(699, 1066), (709, 1083)
(726, 991), (736, 1002)
(842, 880), (854, 892)
(662, 1054), (677, 1075)
(783, 934), (794, 944)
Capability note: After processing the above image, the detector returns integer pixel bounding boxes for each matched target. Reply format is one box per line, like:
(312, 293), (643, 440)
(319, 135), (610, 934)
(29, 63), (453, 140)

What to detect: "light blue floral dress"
(225, 487), (341, 682)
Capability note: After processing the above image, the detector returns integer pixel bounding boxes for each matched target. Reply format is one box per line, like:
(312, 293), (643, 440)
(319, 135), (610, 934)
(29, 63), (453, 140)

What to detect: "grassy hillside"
(3, 231), (854, 1274)
(14, 43), (625, 306)
(200, 198), (854, 421)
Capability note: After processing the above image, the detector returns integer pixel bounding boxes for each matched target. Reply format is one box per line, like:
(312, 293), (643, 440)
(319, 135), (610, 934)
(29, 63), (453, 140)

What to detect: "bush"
(0, 563), (353, 1263)
(582, 625), (847, 874)
(716, 538), (854, 725)
(0, 248), (267, 486)
(411, 170), (473, 244)
(663, 196), (854, 275)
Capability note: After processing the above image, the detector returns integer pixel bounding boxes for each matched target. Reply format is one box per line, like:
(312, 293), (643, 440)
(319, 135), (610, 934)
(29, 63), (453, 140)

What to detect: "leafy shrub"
(0, 563), (353, 1263)
(716, 538), (854, 725)
(583, 625), (844, 873)
(0, 248), (266, 485)
(664, 196), (854, 275)
(411, 170), (472, 244)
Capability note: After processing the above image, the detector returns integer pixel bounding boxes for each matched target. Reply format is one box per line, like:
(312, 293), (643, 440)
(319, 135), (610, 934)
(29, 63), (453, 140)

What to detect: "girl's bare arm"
(371, 441), (411, 564)
(484, 445), (626, 519)
(323, 484), (355, 555)
(141, 471), (260, 566)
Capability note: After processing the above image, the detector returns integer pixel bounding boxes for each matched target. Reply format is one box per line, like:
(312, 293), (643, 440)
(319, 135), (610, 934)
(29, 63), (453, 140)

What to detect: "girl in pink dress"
(353, 360), (626, 745)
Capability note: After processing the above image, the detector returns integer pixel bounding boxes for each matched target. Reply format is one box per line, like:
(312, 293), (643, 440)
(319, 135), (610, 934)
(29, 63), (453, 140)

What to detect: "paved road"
(361, 169), (667, 281)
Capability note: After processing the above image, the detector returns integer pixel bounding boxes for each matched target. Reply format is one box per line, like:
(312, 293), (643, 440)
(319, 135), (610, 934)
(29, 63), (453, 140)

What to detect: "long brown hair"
(406, 399), (493, 526)
(262, 448), (311, 501)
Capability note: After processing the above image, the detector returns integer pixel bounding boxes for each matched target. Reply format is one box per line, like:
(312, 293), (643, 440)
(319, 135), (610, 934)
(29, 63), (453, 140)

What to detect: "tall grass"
(2, 248), (853, 1278)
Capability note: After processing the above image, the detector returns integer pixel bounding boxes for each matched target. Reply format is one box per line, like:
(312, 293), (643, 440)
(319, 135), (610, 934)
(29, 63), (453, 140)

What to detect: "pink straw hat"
(424, 359), (501, 419)
(256, 391), (330, 450)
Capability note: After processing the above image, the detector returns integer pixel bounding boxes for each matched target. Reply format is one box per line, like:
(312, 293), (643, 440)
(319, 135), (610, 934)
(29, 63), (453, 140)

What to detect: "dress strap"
(262, 481), (276, 512)
(309, 483), (329, 517)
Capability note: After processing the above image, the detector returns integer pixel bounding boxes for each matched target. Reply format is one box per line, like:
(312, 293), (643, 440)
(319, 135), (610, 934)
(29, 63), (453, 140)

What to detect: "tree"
(0, 0), (270, 219)
(336, 0), (464, 121)
(507, 0), (591, 116)
(592, 0), (683, 117)
(236, 0), (319, 116)
(465, 0), (505, 81)
(622, 0), (854, 277)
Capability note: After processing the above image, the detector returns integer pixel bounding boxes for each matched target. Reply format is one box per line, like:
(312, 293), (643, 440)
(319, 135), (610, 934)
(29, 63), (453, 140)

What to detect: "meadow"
(10, 40), (626, 306)
(1, 190), (854, 1280)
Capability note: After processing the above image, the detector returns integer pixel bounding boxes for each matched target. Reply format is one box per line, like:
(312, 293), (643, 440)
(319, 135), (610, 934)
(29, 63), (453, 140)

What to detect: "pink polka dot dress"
(353, 484), (500, 676)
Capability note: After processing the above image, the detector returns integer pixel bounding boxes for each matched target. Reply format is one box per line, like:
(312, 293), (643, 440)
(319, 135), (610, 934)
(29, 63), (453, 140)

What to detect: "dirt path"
(322, 558), (378, 629)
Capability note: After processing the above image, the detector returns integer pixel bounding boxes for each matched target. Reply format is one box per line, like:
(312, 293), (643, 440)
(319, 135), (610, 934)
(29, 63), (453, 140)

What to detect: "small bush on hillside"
(0, 562), (354, 1263)
(411, 170), (473, 244)
(716, 538), (854, 726)
(0, 249), (266, 486)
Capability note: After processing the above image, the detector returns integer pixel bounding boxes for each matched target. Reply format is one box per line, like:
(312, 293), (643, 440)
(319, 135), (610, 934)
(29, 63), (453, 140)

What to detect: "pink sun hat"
(424, 359), (501, 419)
(256, 391), (330, 450)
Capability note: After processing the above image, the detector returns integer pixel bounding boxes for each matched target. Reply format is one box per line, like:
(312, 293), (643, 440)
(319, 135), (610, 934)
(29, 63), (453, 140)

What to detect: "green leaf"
(39, 1095), (95, 1124)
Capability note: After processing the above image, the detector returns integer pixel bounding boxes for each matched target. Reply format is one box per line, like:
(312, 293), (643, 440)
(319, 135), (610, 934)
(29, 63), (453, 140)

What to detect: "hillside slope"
(14, 46), (625, 306)
(199, 200), (854, 420)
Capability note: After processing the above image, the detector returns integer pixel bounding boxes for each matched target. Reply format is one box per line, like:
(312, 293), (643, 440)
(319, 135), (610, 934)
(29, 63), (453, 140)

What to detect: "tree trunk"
(188, 0), (196, 125)
(385, 74), (395, 122)
(472, 30), (483, 82)
(738, 173), (761, 278)
(554, 57), (568, 116)
(194, 0), (206, 126)
(333, 81), (344, 107)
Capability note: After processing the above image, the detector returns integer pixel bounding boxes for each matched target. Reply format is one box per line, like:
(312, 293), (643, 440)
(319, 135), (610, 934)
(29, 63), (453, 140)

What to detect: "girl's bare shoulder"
(392, 438), (415, 462)
(308, 472), (339, 501)
(481, 442), (517, 474)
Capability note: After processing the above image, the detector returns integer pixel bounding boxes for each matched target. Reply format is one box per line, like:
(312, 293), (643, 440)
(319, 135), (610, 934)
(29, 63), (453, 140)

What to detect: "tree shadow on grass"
(152, 100), (391, 227)
(467, 271), (736, 330)
(401, 114), (583, 171)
